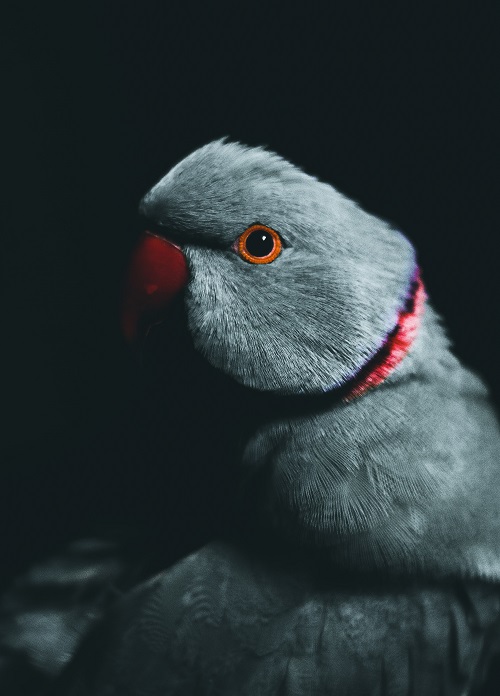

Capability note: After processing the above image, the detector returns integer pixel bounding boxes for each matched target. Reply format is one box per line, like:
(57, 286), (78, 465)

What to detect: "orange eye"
(236, 224), (283, 264)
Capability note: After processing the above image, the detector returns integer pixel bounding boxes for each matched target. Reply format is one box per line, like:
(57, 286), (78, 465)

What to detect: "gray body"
(4, 141), (500, 694)
(137, 139), (500, 582)
(54, 543), (500, 696)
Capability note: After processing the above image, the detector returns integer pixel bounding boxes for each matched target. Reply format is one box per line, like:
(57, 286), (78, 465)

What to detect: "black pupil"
(245, 229), (275, 257)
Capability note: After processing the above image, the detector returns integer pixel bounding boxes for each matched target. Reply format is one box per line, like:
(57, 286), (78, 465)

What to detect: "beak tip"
(121, 232), (188, 344)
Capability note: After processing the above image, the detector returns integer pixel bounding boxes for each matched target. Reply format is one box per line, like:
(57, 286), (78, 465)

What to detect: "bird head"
(122, 139), (418, 398)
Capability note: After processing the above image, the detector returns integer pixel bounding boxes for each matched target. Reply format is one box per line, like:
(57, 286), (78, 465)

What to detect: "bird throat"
(343, 270), (426, 402)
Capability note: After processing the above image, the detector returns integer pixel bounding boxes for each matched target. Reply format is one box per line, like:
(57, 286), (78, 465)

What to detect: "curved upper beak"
(121, 231), (189, 343)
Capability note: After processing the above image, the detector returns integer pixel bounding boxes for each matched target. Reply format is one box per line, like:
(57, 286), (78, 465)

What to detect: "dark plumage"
(54, 543), (500, 696)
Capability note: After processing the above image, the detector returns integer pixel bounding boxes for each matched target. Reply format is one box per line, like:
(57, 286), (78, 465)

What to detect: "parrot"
(2, 139), (500, 695)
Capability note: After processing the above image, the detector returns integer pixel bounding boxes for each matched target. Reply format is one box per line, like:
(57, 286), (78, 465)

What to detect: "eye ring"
(236, 224), (283, 264)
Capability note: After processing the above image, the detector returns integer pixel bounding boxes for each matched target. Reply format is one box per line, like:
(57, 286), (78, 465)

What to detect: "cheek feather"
(343, 270), (426, 401)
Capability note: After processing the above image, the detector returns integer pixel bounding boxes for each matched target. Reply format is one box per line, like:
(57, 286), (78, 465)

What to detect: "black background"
(2, 3), (500, 575)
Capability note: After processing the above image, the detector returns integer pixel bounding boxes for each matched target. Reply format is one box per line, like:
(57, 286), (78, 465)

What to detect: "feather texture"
(53, 543), (500, 696)
(3, 140), (500, 694)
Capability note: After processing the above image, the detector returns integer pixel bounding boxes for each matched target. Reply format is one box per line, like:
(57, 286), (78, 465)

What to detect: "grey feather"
(6, 140), (500, 694)
(141, 139), (415, 394)
(53, 543), (500, 696)
(139, 139), (500, 580)
(244, 304), (500, 580)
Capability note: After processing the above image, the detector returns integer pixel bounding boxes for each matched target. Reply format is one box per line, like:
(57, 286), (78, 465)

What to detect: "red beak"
(121, 231), (189, 342)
